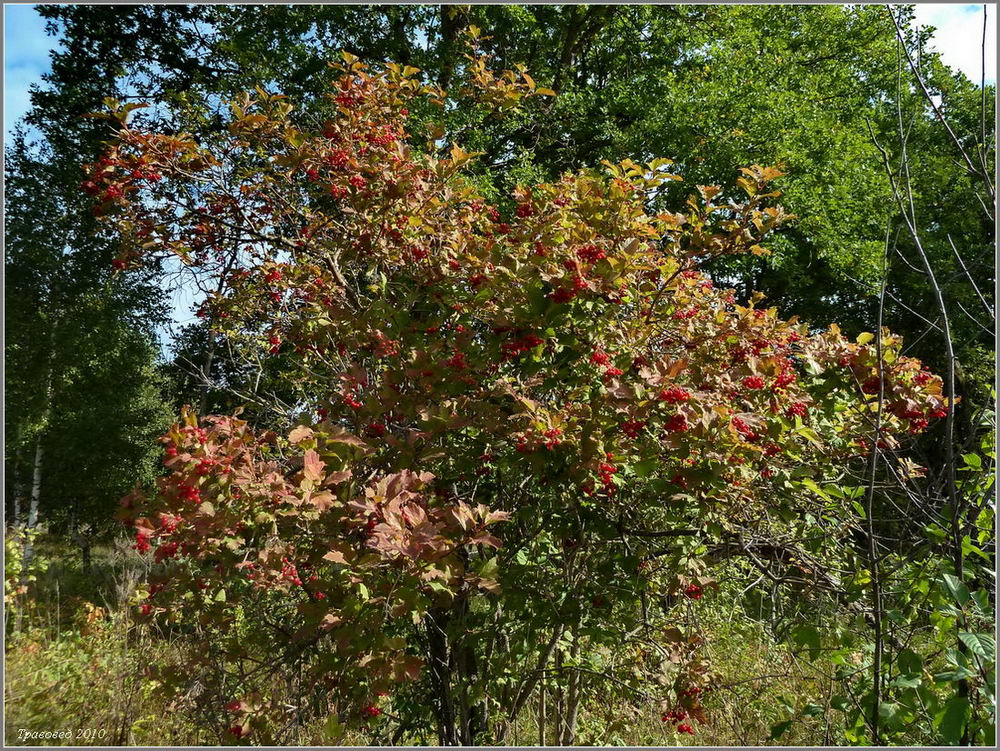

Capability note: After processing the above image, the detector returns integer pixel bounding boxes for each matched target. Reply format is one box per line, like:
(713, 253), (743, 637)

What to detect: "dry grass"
(5, 538), (844, 746)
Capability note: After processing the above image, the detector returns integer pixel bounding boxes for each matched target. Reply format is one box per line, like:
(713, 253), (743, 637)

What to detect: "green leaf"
(769, 720), (793, 740)
(799, 477), (829, 500)
(942, 573), (971, 606)
(936, 695), (971, 745)
(898, 648), (923, 675)
(891, 674), (922, 689)
(323, 715), (345, 742)
(476, 556), (499, 581)
(802, 703), (824, 718)
(961, 453), (982, 469)
(971, 589), (991, 615)
(796, 426), (823, 448)
(791, 624), (822, 659)
(878, 701), (899, 722)
(959, 632), (996, 663)
(632, 458), (658, 477)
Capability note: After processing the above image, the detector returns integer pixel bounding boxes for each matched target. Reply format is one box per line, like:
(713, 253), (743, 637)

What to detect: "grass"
(5, 533), (850, 746)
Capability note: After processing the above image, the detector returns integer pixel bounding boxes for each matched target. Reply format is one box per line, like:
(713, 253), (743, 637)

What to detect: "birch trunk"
(20, 435), (44, 579)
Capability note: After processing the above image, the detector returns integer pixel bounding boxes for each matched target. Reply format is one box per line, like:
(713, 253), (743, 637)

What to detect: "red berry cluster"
(590, 348), (611, 366)
(154, 541), (179, 564)
(602, 366), (624, 383)
(501, 332), (544, 360)
(280, 557), (302, 587)
(665, 413), (689, 433)
(661, 709), (694, 735)
(542, 428), (563, 449)
(731, 417), (757, 441)
(621, 419), (647, 439)
(774, 370), (796, 389)
(134, 530), (152, 554)
(178, 484), (201, 503)
(576, 244), (607, 263)
(658, 386), (691, 404)
(549, 275), (587, 303)
(683, 584), (702, 600)
(445, 351), (467, 371)
(597, 453), (618, 493)
(785, 402), (809, 418)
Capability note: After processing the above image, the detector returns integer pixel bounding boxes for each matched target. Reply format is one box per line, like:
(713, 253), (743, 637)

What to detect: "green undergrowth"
(5, 536), (851, 746)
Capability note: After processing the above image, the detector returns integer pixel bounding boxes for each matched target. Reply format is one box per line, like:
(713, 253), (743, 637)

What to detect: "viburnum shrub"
(95, 44), (949, 744)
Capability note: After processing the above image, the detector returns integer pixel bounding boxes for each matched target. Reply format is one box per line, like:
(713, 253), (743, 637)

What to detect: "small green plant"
(5, 528), (49, 631)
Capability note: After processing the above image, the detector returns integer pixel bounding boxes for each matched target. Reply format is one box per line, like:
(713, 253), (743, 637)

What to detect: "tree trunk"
(552, 7), (584, 93)
(552, 6), (616, 92)
(497, 624), (565, 744)
(198, 333), (217, 416)
(460, 639), (487, 744)
(21, 435), (44, 580)
(12, 477), (23, 529)
(562, 639), (583, 745)
(80, 534), (92, 572)
(554, 648), (565, 744)
(436, 5), (466, 90)
(425, 606), (458, 745)
(11, 431), (24, 527)
(22, 325), (55, 572)
(537, 658), (548, 746)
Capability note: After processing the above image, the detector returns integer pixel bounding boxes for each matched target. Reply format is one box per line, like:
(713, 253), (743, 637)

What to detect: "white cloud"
(912, 3), (996, 84)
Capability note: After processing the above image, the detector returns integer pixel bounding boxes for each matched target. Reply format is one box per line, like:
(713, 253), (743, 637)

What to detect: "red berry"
(786, 402), (808, 418)
(658, 386), (691, 404)
(665, 413), (689, 433)
(684, 584), (702, 600)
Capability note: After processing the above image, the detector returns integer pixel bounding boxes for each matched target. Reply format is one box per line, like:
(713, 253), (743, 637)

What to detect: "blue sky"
(4, 3), (49, 137)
